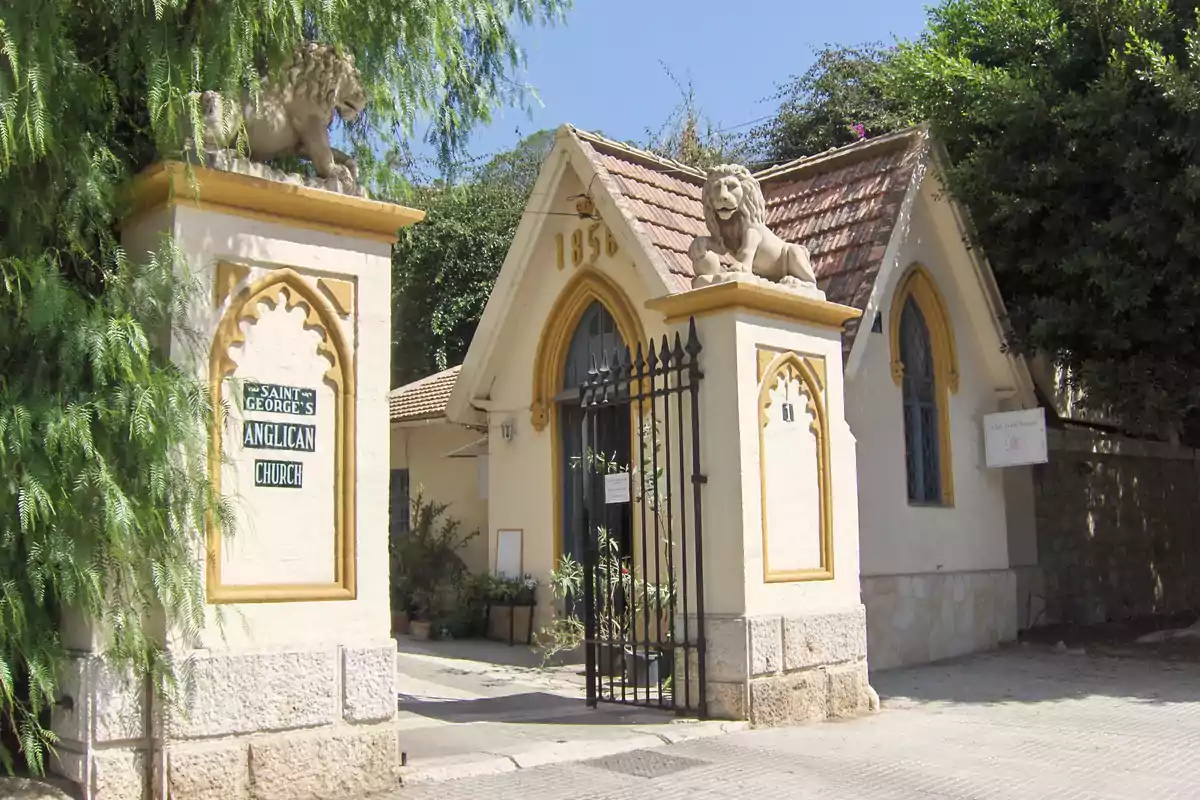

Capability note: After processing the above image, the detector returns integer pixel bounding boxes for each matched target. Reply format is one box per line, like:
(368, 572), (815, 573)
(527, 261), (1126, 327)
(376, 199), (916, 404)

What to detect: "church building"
(389, 124), (1041, 671)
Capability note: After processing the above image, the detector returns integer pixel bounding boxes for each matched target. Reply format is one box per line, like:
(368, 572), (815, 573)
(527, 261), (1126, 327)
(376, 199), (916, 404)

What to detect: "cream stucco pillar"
(50, 162), (424, 800)
(647, 278), (878, 726)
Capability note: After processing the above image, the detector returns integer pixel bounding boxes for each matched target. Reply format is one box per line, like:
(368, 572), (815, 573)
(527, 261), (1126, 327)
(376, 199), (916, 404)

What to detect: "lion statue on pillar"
(197, 42), (366, 191)
(688, 164), (818, 290)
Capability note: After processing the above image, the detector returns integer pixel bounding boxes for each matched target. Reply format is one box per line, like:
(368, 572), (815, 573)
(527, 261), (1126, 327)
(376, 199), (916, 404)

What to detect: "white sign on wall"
(984, 408), (1049, 468)
(495, 529), (523, 579)
(604, 473), (631, 504)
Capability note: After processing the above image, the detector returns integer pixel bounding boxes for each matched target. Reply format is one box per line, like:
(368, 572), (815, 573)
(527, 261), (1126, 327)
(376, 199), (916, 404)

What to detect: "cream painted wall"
(390, 421), (490, 575)
(474, 168), (669, 614)
(847, 186), (1012, 578)
(123, 202), (394, 650)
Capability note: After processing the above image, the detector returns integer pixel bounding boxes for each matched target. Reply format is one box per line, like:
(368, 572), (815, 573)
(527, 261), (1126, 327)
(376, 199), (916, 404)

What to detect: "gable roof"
(570, 127), (931, 355)
(389, 365), (460, 422)
(448, 123), (1032, 421)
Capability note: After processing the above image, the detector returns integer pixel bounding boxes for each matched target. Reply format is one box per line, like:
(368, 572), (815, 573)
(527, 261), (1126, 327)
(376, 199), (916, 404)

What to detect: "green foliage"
(754, 3), (1200, 434)
(886, 0), (1200, 433)
(0, 246), (232, 773)
(389, 490), (478, 622)
(391, 130), (555, 386)
(751, 44), (914, 162)
(1, 0), (570, 773)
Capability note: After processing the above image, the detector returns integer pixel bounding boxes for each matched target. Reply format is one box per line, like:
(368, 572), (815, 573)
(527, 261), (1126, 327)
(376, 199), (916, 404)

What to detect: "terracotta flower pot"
(392, 610), (410, 636)
(409, 620), (432, 641)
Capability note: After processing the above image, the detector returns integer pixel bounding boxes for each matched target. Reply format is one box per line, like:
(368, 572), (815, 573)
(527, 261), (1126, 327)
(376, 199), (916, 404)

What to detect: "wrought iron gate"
(578, 318), (707, 717)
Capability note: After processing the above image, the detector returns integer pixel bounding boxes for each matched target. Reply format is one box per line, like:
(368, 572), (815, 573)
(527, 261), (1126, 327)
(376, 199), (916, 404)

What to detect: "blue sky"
(414, 0), (933, 169)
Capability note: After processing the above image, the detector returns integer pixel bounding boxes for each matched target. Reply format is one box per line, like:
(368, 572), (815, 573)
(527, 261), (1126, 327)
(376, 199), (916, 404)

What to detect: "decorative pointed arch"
(530, 268), (646, 431)
(756, 349), (834, 582)
(207, 265), (357, 603)
(889, 263), (957, 507)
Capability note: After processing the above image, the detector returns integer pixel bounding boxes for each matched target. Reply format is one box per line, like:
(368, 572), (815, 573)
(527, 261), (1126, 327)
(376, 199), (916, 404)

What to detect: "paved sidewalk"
(385, 645), (1200, 798)
(394, 638), (744, 784)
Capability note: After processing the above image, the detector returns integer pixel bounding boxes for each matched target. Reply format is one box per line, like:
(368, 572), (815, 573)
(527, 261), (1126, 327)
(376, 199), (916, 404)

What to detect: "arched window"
(889, 264), (958, 507)
(557, 301), (631, 568)
(559, 301), (623, 396)
(900, 298), (940, 504)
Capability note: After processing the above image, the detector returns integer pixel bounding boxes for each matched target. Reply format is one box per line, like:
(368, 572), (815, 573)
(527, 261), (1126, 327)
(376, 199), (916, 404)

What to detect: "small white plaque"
(984, 408), (1048, 468)
(604, 473), (630, 504)
(495, 529), (523, 579)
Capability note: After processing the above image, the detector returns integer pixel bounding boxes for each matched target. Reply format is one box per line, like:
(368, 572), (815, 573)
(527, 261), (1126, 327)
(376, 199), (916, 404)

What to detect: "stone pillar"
(646, 278), (877, 726)
(50, 162), (424, 799)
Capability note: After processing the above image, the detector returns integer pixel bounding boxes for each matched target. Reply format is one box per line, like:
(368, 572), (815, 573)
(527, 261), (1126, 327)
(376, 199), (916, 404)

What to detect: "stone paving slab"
(383, 647), (1200, 799)
(393, 637), (746, 785)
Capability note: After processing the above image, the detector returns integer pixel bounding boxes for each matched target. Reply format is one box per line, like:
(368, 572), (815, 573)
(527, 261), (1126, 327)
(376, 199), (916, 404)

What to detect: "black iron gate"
(578, 318), (707, 717)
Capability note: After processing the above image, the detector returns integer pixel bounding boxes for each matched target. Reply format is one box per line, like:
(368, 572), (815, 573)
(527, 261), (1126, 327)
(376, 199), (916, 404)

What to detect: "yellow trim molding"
(317, 277), (355, 317)
(531, 268), (646, 433)
(888, 263), (957, 507)
(208, 265), (357, 603)
(531, 268), (646, 567)
(756, 348), (834, 582)
(646, 279), (862, 330)
(215, 262), (250, 307)
(128, 161), (425, 245)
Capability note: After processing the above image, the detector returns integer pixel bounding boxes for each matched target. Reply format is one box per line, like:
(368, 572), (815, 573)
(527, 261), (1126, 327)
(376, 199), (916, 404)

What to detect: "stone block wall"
(1034, 429), (1200, 626)
(52, 642), (398, 800)
(862, 569), (1018, 671)
(699, 608), (877, 726)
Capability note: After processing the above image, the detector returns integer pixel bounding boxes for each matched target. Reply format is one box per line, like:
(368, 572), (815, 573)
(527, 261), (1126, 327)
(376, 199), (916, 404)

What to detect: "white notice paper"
(604, 473), (631, 504)
(984, 408), (1049, 468)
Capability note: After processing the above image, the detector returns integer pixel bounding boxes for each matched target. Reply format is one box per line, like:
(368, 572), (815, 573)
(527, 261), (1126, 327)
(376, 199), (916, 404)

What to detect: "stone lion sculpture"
(198, 42), (366, 190)
(687, 164), (818, 290)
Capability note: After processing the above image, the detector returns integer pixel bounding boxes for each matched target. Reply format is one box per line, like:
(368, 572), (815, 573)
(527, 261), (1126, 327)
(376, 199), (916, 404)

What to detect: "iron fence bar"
(672, 333), (687, 710)
(665, 333), (685, 709)
(595, 358), (615, 705)
(655, 336), (671, 708)
(581, 364), (598, 709)
(686, 317), (707, 719)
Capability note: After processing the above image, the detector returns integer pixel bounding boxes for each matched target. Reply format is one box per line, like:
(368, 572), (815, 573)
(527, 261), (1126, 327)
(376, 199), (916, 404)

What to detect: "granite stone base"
(691, 607), (878, 727)
(50, 641), (398, 800)
(862, 569), (1018, 671)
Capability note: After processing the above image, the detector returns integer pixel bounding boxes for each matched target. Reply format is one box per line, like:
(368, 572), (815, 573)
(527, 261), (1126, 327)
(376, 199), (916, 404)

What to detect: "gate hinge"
(692, 474), (708, 485)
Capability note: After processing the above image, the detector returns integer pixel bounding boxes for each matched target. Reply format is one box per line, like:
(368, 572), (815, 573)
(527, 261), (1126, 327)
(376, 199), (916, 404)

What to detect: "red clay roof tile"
(571, 126), (929, 359)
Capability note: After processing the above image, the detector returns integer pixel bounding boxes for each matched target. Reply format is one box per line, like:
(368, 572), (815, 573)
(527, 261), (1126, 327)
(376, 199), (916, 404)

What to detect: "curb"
(399, 721), (747, 786)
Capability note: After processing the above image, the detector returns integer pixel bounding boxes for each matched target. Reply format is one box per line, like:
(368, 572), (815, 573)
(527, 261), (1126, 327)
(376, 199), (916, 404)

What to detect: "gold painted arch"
(888, 262), (957, 507)
(532, 268), (647, 567)
(207, 265), (357, 603)
(530, 267), (647, 432)
(756, 349), (834, 582)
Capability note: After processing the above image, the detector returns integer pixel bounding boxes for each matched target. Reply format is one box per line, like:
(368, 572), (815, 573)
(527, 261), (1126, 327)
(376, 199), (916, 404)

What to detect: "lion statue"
(687, 164), (818, 290)
(197, 42), (366, 189)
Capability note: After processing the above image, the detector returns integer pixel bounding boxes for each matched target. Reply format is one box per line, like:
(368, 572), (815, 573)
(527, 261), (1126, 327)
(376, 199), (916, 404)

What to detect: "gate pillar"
(647, 278), (878, 726)
(50, 162), (423, 799)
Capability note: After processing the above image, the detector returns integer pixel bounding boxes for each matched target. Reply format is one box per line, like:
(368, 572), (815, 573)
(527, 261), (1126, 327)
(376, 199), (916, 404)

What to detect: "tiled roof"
(389, 365), (460, 422)
(572, 127), (930, 355)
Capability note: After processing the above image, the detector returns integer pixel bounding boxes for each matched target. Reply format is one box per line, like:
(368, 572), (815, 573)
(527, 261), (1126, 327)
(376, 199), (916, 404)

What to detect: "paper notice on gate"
(604, 473), (631, 504)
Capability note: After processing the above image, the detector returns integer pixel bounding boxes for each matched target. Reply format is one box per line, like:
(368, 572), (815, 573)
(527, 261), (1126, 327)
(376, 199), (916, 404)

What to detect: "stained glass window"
(899, 297), (942, 504)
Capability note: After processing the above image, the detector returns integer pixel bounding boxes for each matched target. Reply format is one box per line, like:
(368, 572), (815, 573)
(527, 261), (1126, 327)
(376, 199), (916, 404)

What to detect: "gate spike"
(659, 334), (673, 368)
(672, 331), (686, 363)
(685, 316), (702, 357)
(647, 337), (659, 370)
(634, 342), (646, 379)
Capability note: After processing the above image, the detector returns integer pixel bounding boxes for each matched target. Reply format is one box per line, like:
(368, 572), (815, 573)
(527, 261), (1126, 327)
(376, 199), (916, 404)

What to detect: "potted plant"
(391, 490), (478, 640)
